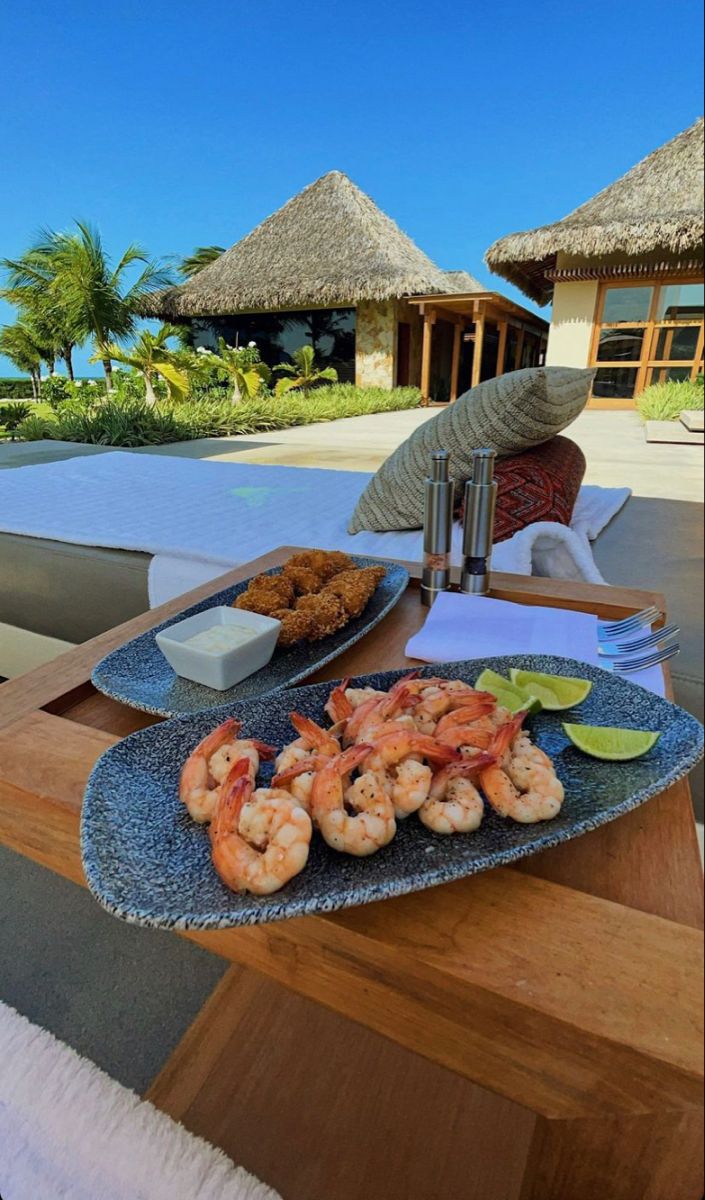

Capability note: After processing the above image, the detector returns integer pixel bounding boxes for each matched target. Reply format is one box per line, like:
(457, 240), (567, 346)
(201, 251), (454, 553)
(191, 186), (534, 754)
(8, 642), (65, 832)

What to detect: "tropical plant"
(96, 324), (189, 405)
(1, 247), (81, 378)
(15, 384), (421, 446)
(179, 246), (226, 278)
(0, 401), (32, 439)
(202, 339), (271, 403)
(0, 322), (48, 398)
(636, 378), (705, 422)
(274, 344), (338, 398)
(1, 222), (173, 390)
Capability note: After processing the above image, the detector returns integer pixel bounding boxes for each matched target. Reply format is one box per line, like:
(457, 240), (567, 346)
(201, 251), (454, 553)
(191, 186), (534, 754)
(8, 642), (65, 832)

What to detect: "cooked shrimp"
(179, 719), (275, 825)
(480, 716), (564, 824)
(273, 713), (341, 811)
(210, 759), (312, 895)
(345, 683), (417, 745)
(363, 730), (459, 817)
(310, 745), (396, 856)
(419, 754), (495, 834)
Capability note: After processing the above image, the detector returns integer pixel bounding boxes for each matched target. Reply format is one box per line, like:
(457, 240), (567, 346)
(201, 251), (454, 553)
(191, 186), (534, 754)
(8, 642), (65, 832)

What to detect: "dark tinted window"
(190, 308), (356, 383)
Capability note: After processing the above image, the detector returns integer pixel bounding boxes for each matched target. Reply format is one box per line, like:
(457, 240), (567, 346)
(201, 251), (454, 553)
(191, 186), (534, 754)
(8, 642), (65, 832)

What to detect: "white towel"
(0, 451), (630, 607)
(0, 1000), (281, 1200)
(405, 592), (666, 696)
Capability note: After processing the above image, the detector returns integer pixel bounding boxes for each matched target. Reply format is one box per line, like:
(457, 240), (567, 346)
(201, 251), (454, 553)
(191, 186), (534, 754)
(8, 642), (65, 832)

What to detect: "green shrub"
(42, 375), (72, 407)
(0, 378), (35, 400)
(0, 401), (33, 437)
(15, 384), (422, 446)
(15, 414), (56, 441)
(636, 379), (705, 422)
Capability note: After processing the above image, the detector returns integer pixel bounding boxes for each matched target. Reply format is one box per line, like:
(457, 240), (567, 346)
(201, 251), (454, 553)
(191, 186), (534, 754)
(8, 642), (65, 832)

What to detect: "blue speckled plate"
(81, 655), (704, 931)
(91, 557), (409, 718)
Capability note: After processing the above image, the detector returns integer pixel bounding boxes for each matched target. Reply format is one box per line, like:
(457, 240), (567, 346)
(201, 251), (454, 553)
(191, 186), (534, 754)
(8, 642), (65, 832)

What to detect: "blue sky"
(1, 0), (702, 376)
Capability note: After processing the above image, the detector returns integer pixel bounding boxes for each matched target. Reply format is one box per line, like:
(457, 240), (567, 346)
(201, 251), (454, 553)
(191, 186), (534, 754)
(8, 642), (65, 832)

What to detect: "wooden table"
(0, 548), (703, 1200)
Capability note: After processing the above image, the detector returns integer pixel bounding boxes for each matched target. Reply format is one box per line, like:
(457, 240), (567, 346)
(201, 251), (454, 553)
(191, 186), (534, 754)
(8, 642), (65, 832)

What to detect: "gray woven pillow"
(348, 366), (594, 533)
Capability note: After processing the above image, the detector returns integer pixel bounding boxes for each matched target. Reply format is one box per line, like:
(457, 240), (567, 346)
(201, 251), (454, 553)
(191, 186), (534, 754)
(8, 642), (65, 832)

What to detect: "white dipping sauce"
(183, 624), (256, 655)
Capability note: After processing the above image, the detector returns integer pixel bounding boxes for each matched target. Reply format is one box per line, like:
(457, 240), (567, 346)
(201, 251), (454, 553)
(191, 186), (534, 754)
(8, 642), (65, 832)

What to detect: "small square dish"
(155, 607), (281, 690)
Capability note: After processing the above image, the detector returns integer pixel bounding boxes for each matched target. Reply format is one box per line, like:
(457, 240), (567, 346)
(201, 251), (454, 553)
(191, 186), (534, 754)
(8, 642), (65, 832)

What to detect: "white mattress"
(0, 451), (630, 607)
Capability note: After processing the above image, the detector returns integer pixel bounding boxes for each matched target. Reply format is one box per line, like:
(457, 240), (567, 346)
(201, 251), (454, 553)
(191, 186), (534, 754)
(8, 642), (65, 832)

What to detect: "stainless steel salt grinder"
(421, 450), (454, 607)
(460, 449), (497, 596)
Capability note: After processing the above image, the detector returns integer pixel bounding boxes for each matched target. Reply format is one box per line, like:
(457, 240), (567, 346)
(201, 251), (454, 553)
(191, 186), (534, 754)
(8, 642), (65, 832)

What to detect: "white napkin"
(405, 593), (666, 697)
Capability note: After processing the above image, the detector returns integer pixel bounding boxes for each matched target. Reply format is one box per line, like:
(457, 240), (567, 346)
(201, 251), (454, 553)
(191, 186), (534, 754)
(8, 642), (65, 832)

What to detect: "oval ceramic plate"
(82, 655), (704, 931)
(91, 556), (409, 718)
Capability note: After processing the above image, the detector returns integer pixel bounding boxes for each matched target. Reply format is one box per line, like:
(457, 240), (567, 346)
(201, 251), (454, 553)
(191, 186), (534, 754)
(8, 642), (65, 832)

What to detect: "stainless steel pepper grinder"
(460, 448), (497, 596)
(421, 449), (454, 607)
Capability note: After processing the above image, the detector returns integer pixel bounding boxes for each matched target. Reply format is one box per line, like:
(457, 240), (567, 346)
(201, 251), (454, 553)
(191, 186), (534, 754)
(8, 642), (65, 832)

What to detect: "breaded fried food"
(296, 591), (348, 639)
(247, 573), (295, 606)
(272, 607), (317, 647)
(234, 590), (287, 618)
(323, 566), (386, 617)
(234, 572), (295, 616)
(285, 550), (355, 583)
(280, 564), (323, 596)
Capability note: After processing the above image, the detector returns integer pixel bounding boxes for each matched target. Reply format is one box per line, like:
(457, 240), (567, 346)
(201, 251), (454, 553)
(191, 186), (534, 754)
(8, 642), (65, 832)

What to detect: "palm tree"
(179, 246), (226, 278)
(0, 250), (80, 379)
(96, 324), (190, 405)
(274, 345), (338, 398)
(2, 222), (173, 390)
(0, 321), (47, 398)
(202, 339), (270, 403)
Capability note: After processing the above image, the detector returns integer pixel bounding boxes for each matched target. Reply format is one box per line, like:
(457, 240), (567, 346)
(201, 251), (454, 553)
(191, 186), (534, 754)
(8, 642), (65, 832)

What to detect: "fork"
(598, 606), (662, 639)
(608, 642), (680, 675)
(598, 623), (680, 657)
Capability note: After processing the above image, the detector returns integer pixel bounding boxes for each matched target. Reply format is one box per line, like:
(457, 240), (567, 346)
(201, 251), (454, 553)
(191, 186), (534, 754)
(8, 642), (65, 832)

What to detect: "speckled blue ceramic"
(91, 557), (409, 718)
(81, 655), (704, 931)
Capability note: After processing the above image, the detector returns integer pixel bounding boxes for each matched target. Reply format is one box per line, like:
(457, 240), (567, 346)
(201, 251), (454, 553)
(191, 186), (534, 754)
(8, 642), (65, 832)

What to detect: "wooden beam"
(496, 320), (508, 377)
(450, 323), (463, 402)
(472, 311), (486, 388)
(420, 310), (436, 406)
(514, 327), (525, 370)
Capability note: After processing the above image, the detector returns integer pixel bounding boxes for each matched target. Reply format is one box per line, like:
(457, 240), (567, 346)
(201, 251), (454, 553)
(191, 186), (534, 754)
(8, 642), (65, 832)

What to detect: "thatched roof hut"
(485, 117), (704, 304)
(443, 269), (484, 293)
(151, 171), (456, 317)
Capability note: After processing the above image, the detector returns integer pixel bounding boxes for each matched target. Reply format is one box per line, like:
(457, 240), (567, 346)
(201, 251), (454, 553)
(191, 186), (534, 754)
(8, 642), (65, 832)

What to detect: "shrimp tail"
(249, 739), (277, 760)
(197, 717), (242, 756)
(272, 756), (323, 785)
(409, 734), (462, 763)
(289, 712), (329, 743)
(337, 744), (374, 775)
(211, 758), (251, 843)
(489, 712), (527, 757)
(324, 678), (354, 722)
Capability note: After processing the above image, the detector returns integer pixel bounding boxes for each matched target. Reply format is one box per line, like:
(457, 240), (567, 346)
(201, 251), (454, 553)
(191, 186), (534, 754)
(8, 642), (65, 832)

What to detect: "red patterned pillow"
(457, 436), (586, 544)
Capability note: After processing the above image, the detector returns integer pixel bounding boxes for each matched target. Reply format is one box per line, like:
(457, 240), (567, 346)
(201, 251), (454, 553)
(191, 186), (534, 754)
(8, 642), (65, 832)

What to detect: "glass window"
(596, 328), (644, 361)
(653, 326), (701, 362)
(649, 366), (692, 386)
(655, 283), (705, 322)
(601, 286), (653, 323)
(190, 308), (356, 383)
(592, 367), (639, 399)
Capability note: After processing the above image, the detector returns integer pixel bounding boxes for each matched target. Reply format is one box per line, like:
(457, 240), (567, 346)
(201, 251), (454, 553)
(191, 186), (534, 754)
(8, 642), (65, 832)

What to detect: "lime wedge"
(509, 669), (592, 711)
(563, 723), (661, 761)
(475, 669), (542, 715)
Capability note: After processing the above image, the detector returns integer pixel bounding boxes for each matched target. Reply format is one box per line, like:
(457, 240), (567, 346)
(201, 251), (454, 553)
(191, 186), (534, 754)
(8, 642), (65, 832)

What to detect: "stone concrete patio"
(3, 408), (702, 502)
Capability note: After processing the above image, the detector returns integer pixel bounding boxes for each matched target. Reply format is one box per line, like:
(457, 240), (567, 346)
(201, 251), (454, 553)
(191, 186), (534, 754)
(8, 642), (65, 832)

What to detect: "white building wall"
(545, 280), (599, 368)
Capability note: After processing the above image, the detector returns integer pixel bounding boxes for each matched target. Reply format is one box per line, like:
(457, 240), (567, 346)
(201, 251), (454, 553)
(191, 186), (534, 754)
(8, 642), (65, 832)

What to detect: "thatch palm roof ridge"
(443, 269), (485, 292)
(152, 171), (457, 317)
(485, 117), (705, 303)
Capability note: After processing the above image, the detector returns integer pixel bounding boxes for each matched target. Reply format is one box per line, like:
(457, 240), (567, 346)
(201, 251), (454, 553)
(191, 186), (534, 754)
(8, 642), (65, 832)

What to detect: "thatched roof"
(485, 117), (705, 303)
(151, 171), (457, 317)
(443, 269), (484, 292)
